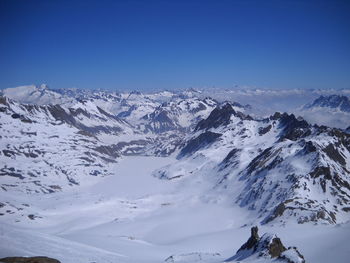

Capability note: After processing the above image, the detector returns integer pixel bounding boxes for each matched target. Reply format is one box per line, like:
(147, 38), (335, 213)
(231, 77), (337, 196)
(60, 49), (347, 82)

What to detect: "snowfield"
(1, 156), (350, 263)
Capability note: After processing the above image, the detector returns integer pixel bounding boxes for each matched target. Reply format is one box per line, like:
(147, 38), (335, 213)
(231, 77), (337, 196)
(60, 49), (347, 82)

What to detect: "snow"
(1, 155), (350, 263)
(1, 85), (350, 263)
(280, 249), (304, 263)
(2, 85), (75, 106)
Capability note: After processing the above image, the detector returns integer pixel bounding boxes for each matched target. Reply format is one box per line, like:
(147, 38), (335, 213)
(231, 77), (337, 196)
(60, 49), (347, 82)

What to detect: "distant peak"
(303, 94), (350, 112)
(39, 84), (49, 90)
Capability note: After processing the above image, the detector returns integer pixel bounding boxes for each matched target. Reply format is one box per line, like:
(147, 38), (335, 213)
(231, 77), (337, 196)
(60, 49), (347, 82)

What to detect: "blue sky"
(1, 0), (349, 90)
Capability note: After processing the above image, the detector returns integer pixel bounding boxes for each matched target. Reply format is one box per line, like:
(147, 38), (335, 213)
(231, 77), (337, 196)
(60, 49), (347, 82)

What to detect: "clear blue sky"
(1, 0), (349, 91)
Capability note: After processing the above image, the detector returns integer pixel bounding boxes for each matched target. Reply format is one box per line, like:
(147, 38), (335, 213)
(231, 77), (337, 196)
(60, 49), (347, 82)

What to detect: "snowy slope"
(0, 97), (126, 195)
(1, 156), (350, 263)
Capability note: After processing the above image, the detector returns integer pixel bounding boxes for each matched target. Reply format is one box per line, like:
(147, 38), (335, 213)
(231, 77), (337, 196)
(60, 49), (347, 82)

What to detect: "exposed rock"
(259, 124), (272, 135)
(263, 202), (286, 224)
(0, 96), (7, 105)
(178, 131), (222, 158)
(267, 236), (286, 257)
(323, 143), (346, 166)
(237, 226), (259, 251)
(278, 113), (310, 141)
(195, 104), (236, 131)
(28, 214), (39, 220)
(219, 148), (241, 170)
(300, 140), (317, 154)
(226, 227), (305, 263)
(0, 256), (60, 263)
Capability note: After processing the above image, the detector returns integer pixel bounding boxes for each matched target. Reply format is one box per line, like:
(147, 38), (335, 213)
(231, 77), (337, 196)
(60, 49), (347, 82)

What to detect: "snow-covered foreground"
(1, 156), (349, 263)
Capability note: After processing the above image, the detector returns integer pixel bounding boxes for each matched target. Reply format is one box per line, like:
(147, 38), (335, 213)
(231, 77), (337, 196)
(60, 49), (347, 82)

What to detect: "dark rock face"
(0, 257), (61, 263)
(0, 96), (7, 105)
(11, 113), (21, 119)
(47, 105), (76, 126)
(300, 140), (317, 154)
(267, 237), (286, 257)
(226, 227), (305, 263)
(219, 148), (241, 170)
(323, 143), (346, 166)
(237, 226), (260, 251)
(244, 147), (283, 177)
(278, 113), (310, 141)
(195, 104), (236, 131)
(10, 113), (33, 123)
(263, 202), (286, 224)
(259, 125), (272, 135)
(178, 131), (222, 158)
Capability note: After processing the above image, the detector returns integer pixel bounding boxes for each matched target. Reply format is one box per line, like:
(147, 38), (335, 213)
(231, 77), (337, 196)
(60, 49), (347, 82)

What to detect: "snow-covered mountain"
(1, 85), (350, 263)
(0, 87), (233, 197)
(296, 94), (350, 129)
(157, 103), (350, 225)
(137, 97), (218, 133)
(0, 96), (128, 194)
(303, 95), (350, 112)
(1, 84), (75, 106)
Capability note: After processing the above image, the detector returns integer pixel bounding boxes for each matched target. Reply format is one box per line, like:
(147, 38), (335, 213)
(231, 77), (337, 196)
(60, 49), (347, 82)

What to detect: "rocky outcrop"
(178, 131), (222, 158)
(195, 103), (251, 131)
(238, 226), (260, 251)
(0, 257), (60, 263)
(278, 113), (310, 141)
(226, 227), (305, 263)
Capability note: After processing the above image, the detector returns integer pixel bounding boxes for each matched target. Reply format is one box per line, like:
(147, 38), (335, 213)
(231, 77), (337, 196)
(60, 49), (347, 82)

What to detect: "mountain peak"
(195, 103), (251, 131)
(39, 83), (49, 90)
(303, 94), (350, 112)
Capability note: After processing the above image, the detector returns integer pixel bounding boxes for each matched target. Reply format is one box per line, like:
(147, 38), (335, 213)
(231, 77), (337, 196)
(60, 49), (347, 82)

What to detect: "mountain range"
(0, 85), (350, 263)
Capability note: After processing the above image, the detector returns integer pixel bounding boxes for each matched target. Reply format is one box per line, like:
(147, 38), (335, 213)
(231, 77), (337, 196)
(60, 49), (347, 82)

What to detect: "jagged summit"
(195, 103), (251, 131)
(226, 227), (305, 263)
